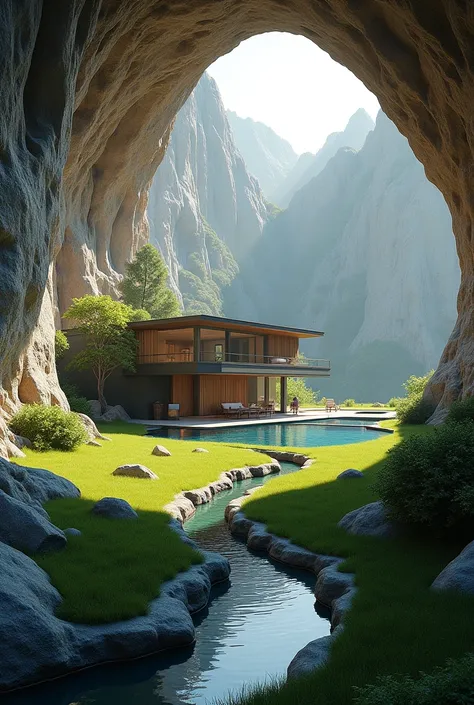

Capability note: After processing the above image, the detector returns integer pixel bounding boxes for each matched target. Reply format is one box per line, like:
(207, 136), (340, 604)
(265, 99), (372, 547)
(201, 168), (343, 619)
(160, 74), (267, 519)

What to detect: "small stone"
(113, 464), (158, 479)
(337, 469), (364, 479)
(152, 444), (172, 457)
(64, 528), (82, 537)
(91, 497), (138, 520)
(192, 447), (209, 453)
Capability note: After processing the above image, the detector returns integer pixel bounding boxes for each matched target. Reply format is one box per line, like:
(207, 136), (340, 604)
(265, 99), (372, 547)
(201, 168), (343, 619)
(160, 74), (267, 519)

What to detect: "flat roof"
(127, 314), (323, 338)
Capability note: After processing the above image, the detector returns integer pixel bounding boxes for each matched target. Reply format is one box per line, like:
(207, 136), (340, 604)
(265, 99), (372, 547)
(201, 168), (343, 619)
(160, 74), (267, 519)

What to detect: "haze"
(207, 32), (380, 154)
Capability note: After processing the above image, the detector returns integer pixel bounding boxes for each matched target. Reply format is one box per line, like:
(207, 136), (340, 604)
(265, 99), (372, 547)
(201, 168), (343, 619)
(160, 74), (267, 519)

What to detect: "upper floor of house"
(128, 315), (330, 377)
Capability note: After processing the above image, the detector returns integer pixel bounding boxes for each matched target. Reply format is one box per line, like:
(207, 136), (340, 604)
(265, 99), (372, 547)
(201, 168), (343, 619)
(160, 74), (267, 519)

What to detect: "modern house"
(61, 315), (330, 419)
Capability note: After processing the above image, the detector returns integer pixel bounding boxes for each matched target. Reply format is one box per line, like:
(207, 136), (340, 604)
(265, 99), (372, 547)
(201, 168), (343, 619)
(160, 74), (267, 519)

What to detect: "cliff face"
(230, 112), (460, 401)
(147, 75), (268, 315)
(273, 108), (375, 207)
(226, 111), (298, 202)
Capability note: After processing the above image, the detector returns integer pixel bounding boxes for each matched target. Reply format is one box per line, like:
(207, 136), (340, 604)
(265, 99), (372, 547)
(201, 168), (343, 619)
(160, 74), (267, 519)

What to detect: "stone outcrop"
(234, 112), (460, 401)
(91, 497), (138, 520)
(147, 73), (269, 315)
(338, 501), (400, 539)
(226, 110), (298, 202)
(1, 1), (474, 450)
(431, 540), (474, 594)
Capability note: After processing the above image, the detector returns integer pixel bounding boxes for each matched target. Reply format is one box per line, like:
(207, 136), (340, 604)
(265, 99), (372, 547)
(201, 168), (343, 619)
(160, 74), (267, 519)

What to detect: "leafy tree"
(120, 244), (181, 319)
(403, 371), (434, 396)
(63, 296), (137, 414)
(276, 377), (319, 407)
(55, 330), (69, 360)
(128, 308), (151, 322)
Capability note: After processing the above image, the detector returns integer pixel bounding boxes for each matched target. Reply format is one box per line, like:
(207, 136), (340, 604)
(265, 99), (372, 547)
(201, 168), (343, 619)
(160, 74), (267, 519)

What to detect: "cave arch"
(0, 0), (472, 451)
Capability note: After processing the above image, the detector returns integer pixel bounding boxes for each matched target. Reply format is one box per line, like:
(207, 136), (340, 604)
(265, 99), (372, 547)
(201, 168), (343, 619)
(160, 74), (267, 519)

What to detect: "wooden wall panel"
(267, 336), (298, 358)
(199, 375), (248, 416)
(171, 375), (194, 417)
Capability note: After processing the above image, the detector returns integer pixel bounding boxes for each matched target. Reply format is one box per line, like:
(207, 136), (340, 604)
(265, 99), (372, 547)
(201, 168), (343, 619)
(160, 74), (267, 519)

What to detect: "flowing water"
(6, 463), (330, 705)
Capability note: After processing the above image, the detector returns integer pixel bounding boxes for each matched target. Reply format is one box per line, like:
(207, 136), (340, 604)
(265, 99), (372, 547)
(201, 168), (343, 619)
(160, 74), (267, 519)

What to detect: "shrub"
(10, 404), (87, 452)
(376, 422), (474, 536)
(343, 398), (356, 407)
(354, 653), (474, 705)
(403, 371), (434, 396)
(388, 397), (399, 408)
(395, 392), (434, 424)
(446, 396), (474, 424)
(54, 330), (69, 360)
(60, 381), (92, 416)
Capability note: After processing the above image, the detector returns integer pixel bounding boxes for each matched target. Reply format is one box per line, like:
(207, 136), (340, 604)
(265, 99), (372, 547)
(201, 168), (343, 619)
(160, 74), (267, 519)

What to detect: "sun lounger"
(325, 398), (339, 412)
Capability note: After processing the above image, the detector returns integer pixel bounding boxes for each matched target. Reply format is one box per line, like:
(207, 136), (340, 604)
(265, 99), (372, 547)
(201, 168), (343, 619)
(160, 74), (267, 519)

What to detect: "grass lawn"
(224, 421), (474, 705)
(13, 422), (265, 624)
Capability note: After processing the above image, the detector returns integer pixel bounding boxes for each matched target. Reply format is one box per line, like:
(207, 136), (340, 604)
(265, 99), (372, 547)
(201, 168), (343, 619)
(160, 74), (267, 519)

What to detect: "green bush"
(10, 404), (87, 452)
(388, 397), (399, 408)
(60, 381), (92, 416)
(395, 392), (434, 424)
(354, 653), (474, 705)
(343, 398), (356, 407)
(446, 396), (474, 424)
(376, 422), (474, 536)
(54, 330), (69, 360)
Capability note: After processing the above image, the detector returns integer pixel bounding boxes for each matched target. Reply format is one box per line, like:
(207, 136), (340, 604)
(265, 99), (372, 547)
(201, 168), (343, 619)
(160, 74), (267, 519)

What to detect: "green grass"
(14, 422), (266, 624)
(226, 421), (474, 705)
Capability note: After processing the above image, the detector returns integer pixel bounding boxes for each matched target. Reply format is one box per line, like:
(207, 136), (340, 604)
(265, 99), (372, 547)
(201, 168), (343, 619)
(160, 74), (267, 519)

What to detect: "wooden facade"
(199, 375), (248, 416)
(267, 335), (299, 359)
(171, 375), (194, 417)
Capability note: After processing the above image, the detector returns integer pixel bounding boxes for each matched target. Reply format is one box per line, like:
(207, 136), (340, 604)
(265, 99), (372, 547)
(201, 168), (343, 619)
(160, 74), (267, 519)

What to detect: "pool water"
(149, 419), (384, 447)
(6, 464), (330, 705)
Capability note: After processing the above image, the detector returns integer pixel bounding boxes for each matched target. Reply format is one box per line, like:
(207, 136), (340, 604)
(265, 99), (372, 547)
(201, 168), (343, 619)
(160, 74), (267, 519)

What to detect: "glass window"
(214, 344), (224, 362)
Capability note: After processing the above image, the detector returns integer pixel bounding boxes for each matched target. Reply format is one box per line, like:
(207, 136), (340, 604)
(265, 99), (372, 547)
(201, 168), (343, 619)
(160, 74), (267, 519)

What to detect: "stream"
(6, 463), (330, 705)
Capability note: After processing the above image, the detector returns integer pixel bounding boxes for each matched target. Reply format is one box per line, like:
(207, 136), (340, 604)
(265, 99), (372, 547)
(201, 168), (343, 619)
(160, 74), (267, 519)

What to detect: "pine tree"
(121, 244), (181, 319)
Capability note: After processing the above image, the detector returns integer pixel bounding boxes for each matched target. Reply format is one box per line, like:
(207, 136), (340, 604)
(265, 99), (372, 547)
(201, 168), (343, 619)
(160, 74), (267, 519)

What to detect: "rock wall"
(230, 113), (460, 401)
(147, 74), (268, 315)
(1, 0), (474, 452)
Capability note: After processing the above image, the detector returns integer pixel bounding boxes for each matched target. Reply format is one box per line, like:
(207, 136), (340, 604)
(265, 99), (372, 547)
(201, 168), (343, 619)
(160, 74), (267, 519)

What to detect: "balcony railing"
(137, 351), (330, 368)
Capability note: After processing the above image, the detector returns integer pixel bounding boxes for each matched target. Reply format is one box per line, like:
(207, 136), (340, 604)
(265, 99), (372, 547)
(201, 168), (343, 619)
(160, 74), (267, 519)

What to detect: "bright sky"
(207, 32), (380, 155)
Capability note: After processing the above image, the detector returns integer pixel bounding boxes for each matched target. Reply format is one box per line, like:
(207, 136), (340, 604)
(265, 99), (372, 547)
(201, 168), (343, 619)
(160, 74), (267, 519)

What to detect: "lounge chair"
(325, 398), (339, 412)
(221, 402), (249, 418)
(259, 400), (275, 416)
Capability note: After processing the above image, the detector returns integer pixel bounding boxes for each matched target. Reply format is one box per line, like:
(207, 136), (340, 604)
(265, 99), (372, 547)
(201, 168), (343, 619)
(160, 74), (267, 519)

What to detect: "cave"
(0, 0), (472, 454)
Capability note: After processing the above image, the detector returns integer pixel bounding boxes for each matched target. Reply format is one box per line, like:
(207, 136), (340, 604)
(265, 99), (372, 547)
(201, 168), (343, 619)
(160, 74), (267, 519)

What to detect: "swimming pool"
(148, 419), (385, 447)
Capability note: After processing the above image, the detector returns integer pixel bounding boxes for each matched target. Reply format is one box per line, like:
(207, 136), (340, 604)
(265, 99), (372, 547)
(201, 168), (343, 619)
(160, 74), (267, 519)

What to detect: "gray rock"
(192, 447), (209, 453)
(152, 444), (172, 457)
(164, 495), (196, 523)
(287, 636), (333, 679)
(64, 528), (82, 537)
(331, 588), (357, 629)
(208, 475), (233, 494)
(87, 440), (102, 447)
(432, 540), (474, 594)
(183, 486), (212, 505)
(315, 564), (355, 607)
(269, 537), (323, 572)
(13, 434), (32, 449)
(224, 495), (246, 522)
(338, 501), (399, 538)
(112, 464), (158, 480)
(337, 469), (364, 479)
(76, 413), (110, 441)
(0, 490), (67, 553)
(248, 461), (281, 477)
(100, 405), (131, 422)
(225, 467), (252, 481)
(88, 400), (102, 419)
(229, 511), (253, 538)
(92, 497), (138, 520)
(247, 523), (273, 551)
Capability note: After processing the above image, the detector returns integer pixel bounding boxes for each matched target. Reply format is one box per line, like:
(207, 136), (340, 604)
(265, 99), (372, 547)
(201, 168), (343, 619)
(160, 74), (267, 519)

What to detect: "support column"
(225, 330), (231, 361)
(264, 377), (270, 404)
(280, 376), (287, 413)
(263, 335), (269, 364)
(192, 375), (201, 416)
(193, 327), (201, 362)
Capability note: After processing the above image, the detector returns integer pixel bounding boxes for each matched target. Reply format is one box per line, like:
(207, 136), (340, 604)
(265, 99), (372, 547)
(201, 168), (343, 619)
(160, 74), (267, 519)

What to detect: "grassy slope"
(229, 422), (474, 705)
(14, 422), (265, 624)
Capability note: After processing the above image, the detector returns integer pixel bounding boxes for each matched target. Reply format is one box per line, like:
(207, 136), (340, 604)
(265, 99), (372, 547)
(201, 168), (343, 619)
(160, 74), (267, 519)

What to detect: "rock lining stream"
(5, 462), (331, 705)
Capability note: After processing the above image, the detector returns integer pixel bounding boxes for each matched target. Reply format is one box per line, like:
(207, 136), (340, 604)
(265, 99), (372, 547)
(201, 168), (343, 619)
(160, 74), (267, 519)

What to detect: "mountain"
(272, 108), (375, 207)
(227, 112), (460, 401)
(226, 110), (298, 202)
(146, 74), (269, 315)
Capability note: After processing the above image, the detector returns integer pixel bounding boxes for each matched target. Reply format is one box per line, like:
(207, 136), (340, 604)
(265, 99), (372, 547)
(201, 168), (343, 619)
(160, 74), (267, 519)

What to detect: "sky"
(207, 32), (380, 155)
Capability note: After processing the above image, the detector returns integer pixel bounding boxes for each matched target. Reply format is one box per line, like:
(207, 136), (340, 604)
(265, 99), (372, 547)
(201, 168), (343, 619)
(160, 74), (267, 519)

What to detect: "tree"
(403, 370), (434, 396)
(63, 296), (138, 414)
(54, 330), (69, 360)
(128, 308), (151, 321)
(120, 244), (181, 319)
(276, 377), (319, 407)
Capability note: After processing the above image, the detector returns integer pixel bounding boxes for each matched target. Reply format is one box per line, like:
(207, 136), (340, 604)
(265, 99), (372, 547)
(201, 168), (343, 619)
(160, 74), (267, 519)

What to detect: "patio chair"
(259, 400), (275, 416)
(325, 398), (339, 412)
(221, 402), (248, 418)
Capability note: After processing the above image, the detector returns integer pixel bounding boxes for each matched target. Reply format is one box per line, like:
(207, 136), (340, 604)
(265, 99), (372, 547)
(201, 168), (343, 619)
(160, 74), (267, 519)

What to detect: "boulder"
(0, 491), (67, 553)
(64, 528), (82, 537)
(92, 497), (138, 520)
(88, 400), (102, 419)
(152, 444), (172, 457)
(247, 523), (273, 552)
(228, 511), (253, 538)
(337, 469), (364, 479)
(287, 636), (333, 679)
(164, 495), (196, 523)
(315, 564), (355, 607)
(183, 487), (212, 505)
(192, 448), (209, 453)
(76, 413), (110, 441)
(112, 464), (158, 480)
(248, 461), (281, 477)
(224, 496), (246, 522)
(338, 501), (399, 538)
(13, 435), (32, 449)
(432, 540), (474, 594)
(100, 405), (131, 422)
